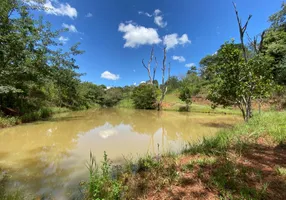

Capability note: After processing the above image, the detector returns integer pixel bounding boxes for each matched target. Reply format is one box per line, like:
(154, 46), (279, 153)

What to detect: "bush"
(0, 117), (19, 128)
(131, 84), (160, 109)
(97, 88), (123, 107)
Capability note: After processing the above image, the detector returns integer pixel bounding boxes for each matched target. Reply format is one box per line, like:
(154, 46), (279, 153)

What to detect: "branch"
(153, 57), (158, 83)
(258, 31), (265, 52)
(162, 47), (167, 85)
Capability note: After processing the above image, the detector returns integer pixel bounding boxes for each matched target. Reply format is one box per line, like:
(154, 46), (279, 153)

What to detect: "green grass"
(117, 98), (134, 109)
(183, 111), (286, 155)
(276, 166), (286, 176)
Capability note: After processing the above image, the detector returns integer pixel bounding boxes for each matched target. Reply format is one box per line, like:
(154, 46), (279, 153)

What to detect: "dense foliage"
(0, 0), (114, 120)
(131, 84), (160, 109)
(179, 67), (201, 111)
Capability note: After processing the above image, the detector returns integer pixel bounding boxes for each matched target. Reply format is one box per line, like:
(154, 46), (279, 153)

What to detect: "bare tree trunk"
(142, 46), (154, 84)
(158, 47), (167, 111)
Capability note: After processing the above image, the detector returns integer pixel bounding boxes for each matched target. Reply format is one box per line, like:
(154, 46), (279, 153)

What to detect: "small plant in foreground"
(86, 151), (124, 200)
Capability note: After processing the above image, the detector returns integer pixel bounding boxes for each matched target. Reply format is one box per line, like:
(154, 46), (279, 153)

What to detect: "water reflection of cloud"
(99, 129), (118, 139)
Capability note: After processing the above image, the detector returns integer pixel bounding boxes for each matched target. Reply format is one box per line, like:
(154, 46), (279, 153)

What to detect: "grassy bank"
(83, 112), (286, 200)
(0, 107), (71, 128)
(117, 92), (242, 115)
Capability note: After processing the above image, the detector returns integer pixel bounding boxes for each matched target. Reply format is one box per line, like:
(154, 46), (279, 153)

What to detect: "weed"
(276, 166), (286, 176)
(86, 151), (125, 200)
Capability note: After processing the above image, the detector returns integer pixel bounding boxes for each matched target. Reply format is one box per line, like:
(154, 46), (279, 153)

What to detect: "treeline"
(0, 0), (106, 120)
(1, 1), (285, 124)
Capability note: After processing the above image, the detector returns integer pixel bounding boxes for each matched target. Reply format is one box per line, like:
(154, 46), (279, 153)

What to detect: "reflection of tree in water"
(0, 109), (239, 197)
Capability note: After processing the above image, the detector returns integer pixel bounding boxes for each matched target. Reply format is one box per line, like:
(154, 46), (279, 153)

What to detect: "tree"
(165, 76), (180, 92)
(199, 54), (218, 81)
(0, 0), (86, 115)
(131, 84), (160, 109)
(262, 3), (286, 85)
(97, 87), (123, 108)
(179, 67), (201, 111)
(140, 46), (169, 110)
(208, 41), (274, 121)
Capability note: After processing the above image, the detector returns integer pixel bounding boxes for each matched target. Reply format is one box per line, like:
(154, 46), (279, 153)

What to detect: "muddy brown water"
(0, 108), (240, 199)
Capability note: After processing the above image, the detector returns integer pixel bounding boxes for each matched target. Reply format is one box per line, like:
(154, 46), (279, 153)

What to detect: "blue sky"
(29, 0), (283, 87)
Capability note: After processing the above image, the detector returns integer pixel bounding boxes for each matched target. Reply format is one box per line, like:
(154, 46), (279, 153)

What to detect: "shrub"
(131, 84), (160, 109)
(97, 88), (123, 107)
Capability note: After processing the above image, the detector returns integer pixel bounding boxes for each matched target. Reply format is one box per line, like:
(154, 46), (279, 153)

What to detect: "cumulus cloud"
(163, 33), (191, 50)
(140, 81), (146, 84)
(101, 71), (120, 81)
(26, 0), (77, 19)
(62, 23), (77, 32)
(172, 56), (186, 63)
(85, 12), (93, 17)
(58, 36), (69, 44)
(118, 22), (161, 48)
(185, 63), (196, 68)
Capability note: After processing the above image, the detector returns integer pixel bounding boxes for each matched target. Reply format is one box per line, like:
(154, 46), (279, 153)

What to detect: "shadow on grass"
(184, 143), (286, 200)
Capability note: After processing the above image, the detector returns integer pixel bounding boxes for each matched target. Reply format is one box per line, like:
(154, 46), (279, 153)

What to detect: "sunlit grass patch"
(276, 166), (286, 177)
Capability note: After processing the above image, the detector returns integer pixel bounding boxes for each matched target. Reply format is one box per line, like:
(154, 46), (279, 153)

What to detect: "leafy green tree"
(0, 0), (85, 115)
(97, 87), (123, 107)
(165, 76), (180, 92)
(262, 3), (286, 85)
(179, 67), (201, 111)
(208, 41), (274, 121)
(131, 84), (160, 109)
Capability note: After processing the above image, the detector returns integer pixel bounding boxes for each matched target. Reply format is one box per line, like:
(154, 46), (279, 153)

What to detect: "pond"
(0, 108), (240, 199)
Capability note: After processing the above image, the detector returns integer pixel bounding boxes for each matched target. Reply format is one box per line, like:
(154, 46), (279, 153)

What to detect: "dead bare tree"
(153, 57), (158, 84)
(142, 46), (154, 84)
(158, 47), (168, 111)
(168, 62), (171, 80)
(141, 46), (170, 111)
(233, 2), (252, 62)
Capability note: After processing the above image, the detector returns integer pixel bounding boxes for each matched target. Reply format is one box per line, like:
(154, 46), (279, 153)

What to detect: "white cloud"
(154, 16), (167, 28)
(185, 63), (195, 68)
(154, 9), (161, 15)
(138, 11), (152, 17)
(58, 36), (69, 44)
(62, 23), (77, 33)
(101, 71), (120, 81)
(140, 81), (146, 84)
(118, 22), (161, 48)
(138, 9), (167, 28)
(172, 56), (186, 63)
(85, 13), (93, 18)
(163, 33), (191, 50)
(29, 0), (78, 19)
(133, 82), (137, 86)
(153, 9), (167, 28)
